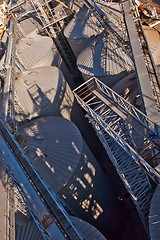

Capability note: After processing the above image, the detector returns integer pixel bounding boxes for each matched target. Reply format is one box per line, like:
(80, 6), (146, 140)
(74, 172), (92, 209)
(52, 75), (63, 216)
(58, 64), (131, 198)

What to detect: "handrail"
(74, 77), (160, 138)
(73, 77), (160, 185)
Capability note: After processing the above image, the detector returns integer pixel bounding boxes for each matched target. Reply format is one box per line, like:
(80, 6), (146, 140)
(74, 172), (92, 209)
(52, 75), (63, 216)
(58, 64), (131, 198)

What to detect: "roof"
(16, 35), (54, 70)
(15, 66), (64, 120)
(77, 32), (133, 77)
(18, 116), (83, 193)
(64, 5), (102, 39)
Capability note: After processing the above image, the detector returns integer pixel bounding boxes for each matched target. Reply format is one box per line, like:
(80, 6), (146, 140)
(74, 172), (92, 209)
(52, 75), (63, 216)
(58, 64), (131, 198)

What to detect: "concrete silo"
(15, 66), (74, 122)
(77, 32), (133, 88)
(17, 116), (124, 239)
(64, 5), (102, 58)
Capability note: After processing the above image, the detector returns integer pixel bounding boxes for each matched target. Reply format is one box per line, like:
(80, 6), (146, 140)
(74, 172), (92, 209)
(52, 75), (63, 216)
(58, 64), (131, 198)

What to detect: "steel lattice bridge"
(73, 76), (160, 226)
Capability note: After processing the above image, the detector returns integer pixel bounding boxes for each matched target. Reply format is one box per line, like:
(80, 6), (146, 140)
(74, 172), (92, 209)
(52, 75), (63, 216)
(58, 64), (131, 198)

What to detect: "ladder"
(0, 118), (84, 240)
(73, 77), (160, 224)
(27, 84), (50, 110)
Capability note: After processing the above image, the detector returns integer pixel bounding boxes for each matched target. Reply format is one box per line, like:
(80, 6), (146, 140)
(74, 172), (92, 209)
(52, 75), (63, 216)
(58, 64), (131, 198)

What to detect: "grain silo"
(15, 215), (107, 240)
(143, 25), (160, 66)
(96, 1), (125, 39)
(17, 17), (41, 38)
(77, 32), (133, 88)
(64, 5), (102, 57)
(16, 220), (44, 240)
(62, 0), (83, 12)
(17, 116), (83, 194)
(15, 66), (74, 122)
(17, 116), (123, 239)
(16, 35), (54, 70)
(69, 217), (107, 240)
(112, 72), (140, 106)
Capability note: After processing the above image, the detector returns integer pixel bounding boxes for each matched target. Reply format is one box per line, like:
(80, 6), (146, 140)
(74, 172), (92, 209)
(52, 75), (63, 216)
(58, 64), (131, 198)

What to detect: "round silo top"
(18, 116), (83, 193)
(16, 36), (53, 69)
(15, 66), (63, 118)
(17, 18), (40, 38)
(143, 25), (160, 54)
(96, 2), (126, 39)
(71, 217), (106, 240)
(64, 5), (102, 39)
(77, 32), (133, 77)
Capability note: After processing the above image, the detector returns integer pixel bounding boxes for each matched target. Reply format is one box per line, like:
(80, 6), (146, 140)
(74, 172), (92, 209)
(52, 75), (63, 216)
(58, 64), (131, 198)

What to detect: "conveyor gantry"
(0, 119), (84, 240)
(121, 0), (160, 122)
(1, 19), (16, 131)
(73, 77), (160, 227)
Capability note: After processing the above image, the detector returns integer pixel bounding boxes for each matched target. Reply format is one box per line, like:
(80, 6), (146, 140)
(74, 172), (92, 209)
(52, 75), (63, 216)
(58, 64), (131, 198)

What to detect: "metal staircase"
(73, 76), (160, 226)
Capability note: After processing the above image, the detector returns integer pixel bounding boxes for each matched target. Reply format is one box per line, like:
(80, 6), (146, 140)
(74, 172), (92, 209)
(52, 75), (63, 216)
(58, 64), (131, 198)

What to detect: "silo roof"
(77, 32), (133, 77)
(96, 2), (124, 38)
(18, 116), (83, 194)
(16, 35), (53, 69)
(17, 18), (40, 38)
(143, 25), (160, 54)
(16, 220), (44, 240)
(71, 217), (106, 240)
(64, 5), (102, 39)
(15, 66), (63, 118)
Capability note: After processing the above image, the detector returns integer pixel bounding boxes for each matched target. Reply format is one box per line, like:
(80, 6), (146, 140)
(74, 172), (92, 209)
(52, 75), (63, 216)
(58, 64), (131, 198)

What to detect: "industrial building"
(0, 0), (160, 239)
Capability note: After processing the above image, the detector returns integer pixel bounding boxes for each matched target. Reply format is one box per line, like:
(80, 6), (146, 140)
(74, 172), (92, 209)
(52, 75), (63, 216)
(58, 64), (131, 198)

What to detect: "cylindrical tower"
(15, 215), (107, 240)
(77, 32), (133, 88)
(16, 36), (54, 70)
(64, 5), (102, 58)
(143, 25), (160, 66)
(17, 116), (124, 239)
(15, 66), (74, 122)
(17, 17), (41, 38)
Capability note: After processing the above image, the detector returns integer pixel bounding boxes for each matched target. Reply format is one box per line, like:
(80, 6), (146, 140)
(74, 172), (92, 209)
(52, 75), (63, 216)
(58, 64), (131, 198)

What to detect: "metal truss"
(1, 18), (16, 132)
(73, 76), (160, 224)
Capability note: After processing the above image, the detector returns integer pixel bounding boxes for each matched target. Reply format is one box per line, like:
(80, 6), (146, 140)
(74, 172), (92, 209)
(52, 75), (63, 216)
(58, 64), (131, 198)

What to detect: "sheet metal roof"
(15, 66), (63, 120)
(18, 116), (83, 194)
(77, 32), (133, 77)
(16, 36), (54, 70)
(64, 5), (102, 39)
